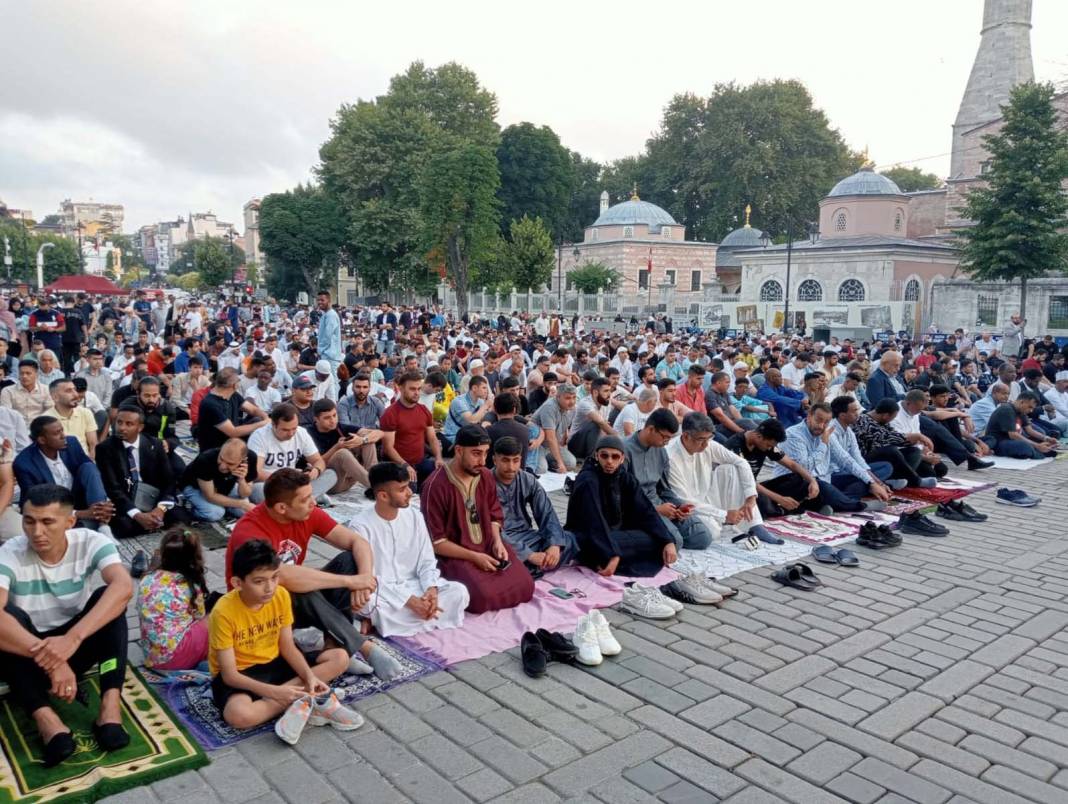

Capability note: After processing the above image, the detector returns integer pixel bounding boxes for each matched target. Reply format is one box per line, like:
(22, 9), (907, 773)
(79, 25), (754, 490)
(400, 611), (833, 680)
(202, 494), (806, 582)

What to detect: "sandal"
(833, 548), (860, 567)
(771, 565), (819, 591)
(793, 562), (824, 588)
(811, 545), (837, 564)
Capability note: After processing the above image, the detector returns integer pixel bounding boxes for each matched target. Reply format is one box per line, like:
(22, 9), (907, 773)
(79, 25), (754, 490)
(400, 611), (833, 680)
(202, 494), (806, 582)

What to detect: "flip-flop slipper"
(811, 545), (837, 564)
(771, 565), (818, 591)
(793, 562), (824, 587)
(833, 548), (860, 567)
(732, 533), (760, 551)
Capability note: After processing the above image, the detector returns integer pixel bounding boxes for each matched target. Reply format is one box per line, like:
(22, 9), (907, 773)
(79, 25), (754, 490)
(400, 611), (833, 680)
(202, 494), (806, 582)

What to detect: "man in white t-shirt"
(0, 484), (133, 766)
(248, 403), (337, 502)
(614, 388), (659, 437)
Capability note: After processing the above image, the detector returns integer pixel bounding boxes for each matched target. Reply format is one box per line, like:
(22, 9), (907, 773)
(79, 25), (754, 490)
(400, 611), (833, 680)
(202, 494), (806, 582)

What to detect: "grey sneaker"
(700, 577), (737, 598)
(620, 584), (676, 619)
(274, 695), (313, 745)
(662, 574), (723, 605)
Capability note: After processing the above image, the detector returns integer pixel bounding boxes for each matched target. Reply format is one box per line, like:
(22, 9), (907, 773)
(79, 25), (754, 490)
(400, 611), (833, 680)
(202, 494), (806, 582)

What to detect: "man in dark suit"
(13, 416), (114, 530)
(97, 405), (192, 539)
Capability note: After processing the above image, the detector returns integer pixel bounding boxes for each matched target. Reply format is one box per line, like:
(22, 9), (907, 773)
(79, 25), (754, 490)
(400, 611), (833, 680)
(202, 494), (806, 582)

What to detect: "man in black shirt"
(304, 398), (370, 489)
(724, 418), (820, 518)
(60, 297), (86, 375)
(498, 375), (530, 417)
(180, 439), (257, 520)
(196, 367), (269, 451)
(982, 391), (1057, 459)
(289, 376), (317, 427)
(528, 371), (557, 413)
(487, 392), (531, 469)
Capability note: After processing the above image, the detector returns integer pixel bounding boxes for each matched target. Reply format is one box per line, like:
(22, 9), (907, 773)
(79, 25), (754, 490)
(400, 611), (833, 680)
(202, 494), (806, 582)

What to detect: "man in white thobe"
(353, 462), (468, 637)
(665, 412), (782, 546)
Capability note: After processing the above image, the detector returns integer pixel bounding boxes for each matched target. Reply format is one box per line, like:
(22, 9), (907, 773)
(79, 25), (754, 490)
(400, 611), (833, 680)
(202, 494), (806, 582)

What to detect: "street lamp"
(36, 242), (55, 291)
(760, 221), (819, 335)
(226, 228), (236, 292)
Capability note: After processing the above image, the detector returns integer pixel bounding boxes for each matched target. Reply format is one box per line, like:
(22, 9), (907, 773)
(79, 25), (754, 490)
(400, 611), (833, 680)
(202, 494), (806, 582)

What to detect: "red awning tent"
(43, 275), (124, 295)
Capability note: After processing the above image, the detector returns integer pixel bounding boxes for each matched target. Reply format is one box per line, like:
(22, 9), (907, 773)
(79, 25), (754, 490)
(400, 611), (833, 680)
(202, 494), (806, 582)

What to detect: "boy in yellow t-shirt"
(209, 539), (352, 739)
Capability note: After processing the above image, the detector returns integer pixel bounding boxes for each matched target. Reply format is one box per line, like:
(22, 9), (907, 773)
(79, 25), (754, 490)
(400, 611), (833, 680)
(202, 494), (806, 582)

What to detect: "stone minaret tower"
(951, 0), (1034, 178)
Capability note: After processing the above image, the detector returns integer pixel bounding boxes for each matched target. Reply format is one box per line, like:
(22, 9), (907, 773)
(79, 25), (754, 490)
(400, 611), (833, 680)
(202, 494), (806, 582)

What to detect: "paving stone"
(733, 758), (847, 804)
(960, 733), (1057, 780)
(756, 655), (837, 694)
(151, 773), (212, 803)
(629, 705), (750, 769)
(541, 731), (671, 794)
(487, 783), (560, 804)
(591, 777), (656, 804)
(479, 708), (552, 748)
(619, 655), (689, 687)
(994, 707), (1068, 747)
(895, 730), (990, 776)
(857, 691), (944, 740)
(473, 736), (550, 785)
(438, 680), (503, 717)
(981, 764), (1068, 804)
(679, 694), (751, 728)
(529, 737), (581, 768)
(262, 757), (341, 804)
(292, 727), (358, 772)
(391, 762), (471, 804)
(936, 705), (1026, 747)
(852, 757), (951, 804)
(534, 711), (613, 753)
(714, 720), (802, 766)
(326, 762), (408, 804)
(1019, 735), (1068, 766)
(199, 750), (272, 801)
(825, 772), (885, 804)
(654, 747), (747, 798)
(786, 741), (863, 785)
(787, 709), (919, 770)
(365, 700), (435, 742)
(622, 760), (680, 793)
(344, 731), (420, 778)
(456, 768), (514, 803)
(619, 677), (695, 713)
(721, 787), (790, 804)
(773, 722), (825, 751)
(970, 635), (1036, 669)
(657, 780), (718, 803)
(919, 659), (995, 701)
(410, 733), (484, 780)
(819, 630), (892, 664)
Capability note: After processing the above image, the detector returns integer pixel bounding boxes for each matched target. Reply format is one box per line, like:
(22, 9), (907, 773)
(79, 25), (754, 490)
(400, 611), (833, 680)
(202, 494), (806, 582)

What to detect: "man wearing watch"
(248, 403), (339, 504)
(305, 399), (384, 493)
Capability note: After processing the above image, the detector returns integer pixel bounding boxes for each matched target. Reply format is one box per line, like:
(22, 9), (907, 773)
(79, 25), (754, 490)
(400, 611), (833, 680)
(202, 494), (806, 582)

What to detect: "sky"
(2, 0), (1066, 234)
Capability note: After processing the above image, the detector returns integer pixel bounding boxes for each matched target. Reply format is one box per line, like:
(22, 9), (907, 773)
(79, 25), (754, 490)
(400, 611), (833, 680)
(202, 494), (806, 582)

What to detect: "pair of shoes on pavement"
(275, 691), (363, 744)
(573, 610), (621, 666)
(620, 582), (680, 620)
(996, 488), (1041, 507)
(521, 629), (579, 677)
(856, 522), (903, 550)
(936, 500), (987, 522)
(899, 510), (949, 537)
(659, 573), (734, 606)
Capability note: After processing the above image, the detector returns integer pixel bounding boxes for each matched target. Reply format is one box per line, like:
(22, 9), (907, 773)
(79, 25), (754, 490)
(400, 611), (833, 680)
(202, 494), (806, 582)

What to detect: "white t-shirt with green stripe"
(0, 529), (120, 631)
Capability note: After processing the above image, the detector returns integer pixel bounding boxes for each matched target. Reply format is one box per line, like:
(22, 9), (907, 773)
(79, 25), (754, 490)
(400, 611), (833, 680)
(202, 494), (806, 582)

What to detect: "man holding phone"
(181, 439), (258, 522)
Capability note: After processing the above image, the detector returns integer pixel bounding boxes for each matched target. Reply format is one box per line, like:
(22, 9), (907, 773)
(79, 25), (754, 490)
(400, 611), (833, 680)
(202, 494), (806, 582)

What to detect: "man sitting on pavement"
(45, 378), (99, 460)
(0, 485), (133, 767)
(227, 469), (401, 680)
(827, 396), (899, 501)
(724, 418), (818, 519)
(531, 382), (577, 474)
(181, 438), (258, 521)
(351, 462), (469, 637)
(0, 360), (52, 428)
(492, 437), (577, 572)
(248, 403), (339, 503)
(981, 390), (1059, 459)
(756, 367), (807, 427)
(625, 409), (714, 550)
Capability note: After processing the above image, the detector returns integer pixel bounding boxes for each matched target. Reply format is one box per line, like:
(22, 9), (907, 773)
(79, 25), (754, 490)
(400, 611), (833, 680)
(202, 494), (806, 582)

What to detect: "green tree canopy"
(879, 166), (942, 193)
(499, 215), (555, 291)
(192, 237), (233, 288)
(169, 237), (244, 276)
(259, 184), (348, 300)
(959, 82), (1068, 319)
(568, 261), (618, 293)
(0, 221), (80, 286)
(496, 123), (573, 239)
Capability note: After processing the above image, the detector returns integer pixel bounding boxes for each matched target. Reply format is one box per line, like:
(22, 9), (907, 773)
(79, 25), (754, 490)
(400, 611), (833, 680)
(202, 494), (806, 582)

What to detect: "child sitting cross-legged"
(209, 539), (364, 744)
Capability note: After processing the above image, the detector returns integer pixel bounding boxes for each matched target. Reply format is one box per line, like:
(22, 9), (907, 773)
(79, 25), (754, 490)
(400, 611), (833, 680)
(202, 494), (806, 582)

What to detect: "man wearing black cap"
(421, 426), (534, 613)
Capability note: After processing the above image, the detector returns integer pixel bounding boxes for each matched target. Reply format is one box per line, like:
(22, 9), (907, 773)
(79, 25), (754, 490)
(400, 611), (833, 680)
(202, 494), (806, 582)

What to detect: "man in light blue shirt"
(827, 396), (896, 501)
(316, 290), (342, 370)
(443, 376), (491, 445)
(655, 349), (685, 383)
(969, 383), (1009, 434)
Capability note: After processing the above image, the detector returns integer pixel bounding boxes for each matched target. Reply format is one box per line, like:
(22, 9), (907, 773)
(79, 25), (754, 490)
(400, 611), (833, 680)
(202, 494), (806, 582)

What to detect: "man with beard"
(133, 376), (185, 478)
(380, 370), (443, 487)
(492, 437), (577, 572)
(568, 376), (615, 461)
(420, 426), (534, 614)
(350, 462), (468, 637)
(564, 434), (676, 578)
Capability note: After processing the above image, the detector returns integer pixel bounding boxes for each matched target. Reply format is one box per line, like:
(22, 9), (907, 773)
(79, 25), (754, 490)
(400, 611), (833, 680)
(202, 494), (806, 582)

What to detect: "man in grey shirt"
(1001, 314), (1025, 359)
(532, 383), (577, 473)
(624, 408), (713, 550)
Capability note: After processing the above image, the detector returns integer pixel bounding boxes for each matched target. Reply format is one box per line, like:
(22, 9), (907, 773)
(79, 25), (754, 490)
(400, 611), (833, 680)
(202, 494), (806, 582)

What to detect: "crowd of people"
(0, 288), (1065, 756)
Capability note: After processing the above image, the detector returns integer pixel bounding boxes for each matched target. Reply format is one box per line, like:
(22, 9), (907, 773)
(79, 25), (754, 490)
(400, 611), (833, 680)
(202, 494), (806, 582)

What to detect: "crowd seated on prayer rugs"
(1, 287), (1067, 760)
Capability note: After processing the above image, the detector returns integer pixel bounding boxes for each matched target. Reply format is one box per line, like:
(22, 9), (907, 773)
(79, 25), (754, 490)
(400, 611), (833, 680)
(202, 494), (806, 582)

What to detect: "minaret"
(599, 190), (609, 215)
(951, 0), (1033, 178)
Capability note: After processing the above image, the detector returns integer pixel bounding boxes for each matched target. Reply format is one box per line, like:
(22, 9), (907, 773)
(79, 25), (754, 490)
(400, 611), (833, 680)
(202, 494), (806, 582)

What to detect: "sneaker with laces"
(661, 575), (723, 605)
(654, 585), (684, 613)
(573, 614), (603, 666)
(588, 609), (622, 655)
(620, 584), (676, 619)
(275, 695), (314, 745)
(701, 577), (737, 597)
(309, 692), (365, 731)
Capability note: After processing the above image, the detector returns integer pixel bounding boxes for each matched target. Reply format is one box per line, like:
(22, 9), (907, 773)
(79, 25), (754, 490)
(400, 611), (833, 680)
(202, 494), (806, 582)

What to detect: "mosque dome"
(827, 166), (903, 197)
(719, 224), (764, 248)
(593, 194), (678, 232)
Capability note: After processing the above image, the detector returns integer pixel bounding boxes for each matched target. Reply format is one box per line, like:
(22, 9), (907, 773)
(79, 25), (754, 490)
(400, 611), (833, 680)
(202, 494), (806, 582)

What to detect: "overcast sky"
(2, 0), (1065, 233)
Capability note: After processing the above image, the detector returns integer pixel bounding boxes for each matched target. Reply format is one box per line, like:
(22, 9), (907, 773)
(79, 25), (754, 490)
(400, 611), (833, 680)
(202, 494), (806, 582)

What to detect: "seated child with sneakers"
(209, 539), (363, 743)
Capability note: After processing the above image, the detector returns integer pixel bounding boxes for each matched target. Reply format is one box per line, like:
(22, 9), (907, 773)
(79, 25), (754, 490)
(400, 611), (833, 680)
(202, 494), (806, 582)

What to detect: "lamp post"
(760, 221), (819, 335)
(36, 242), (55, 291)
(226, 228), (236, 292)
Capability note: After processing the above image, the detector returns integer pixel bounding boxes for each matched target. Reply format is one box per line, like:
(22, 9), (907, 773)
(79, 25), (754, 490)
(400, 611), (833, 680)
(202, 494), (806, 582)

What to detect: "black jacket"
(97, 434), (176, 512)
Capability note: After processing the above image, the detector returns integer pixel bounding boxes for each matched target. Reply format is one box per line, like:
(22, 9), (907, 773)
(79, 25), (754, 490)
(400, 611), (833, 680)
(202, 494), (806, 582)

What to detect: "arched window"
(894, 209), (903, 232)
(623, 226), (634, 238)
(759, 280), (784, 302)
(838, 278), (866, 302)
(904, 278), (921, 301)
(835, 212), (847, 232)
(797, 279), (823, 302)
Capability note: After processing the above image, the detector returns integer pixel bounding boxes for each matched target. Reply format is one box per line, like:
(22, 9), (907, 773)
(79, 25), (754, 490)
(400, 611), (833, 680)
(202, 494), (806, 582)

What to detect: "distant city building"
(243, 198), (265, 267)
(59, 199), (124, 239)
(0, 200), (33, 223)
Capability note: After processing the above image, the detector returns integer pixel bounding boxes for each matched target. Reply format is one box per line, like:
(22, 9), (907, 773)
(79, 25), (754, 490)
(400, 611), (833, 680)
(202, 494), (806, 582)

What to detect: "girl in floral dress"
(138, 529), (211, 670)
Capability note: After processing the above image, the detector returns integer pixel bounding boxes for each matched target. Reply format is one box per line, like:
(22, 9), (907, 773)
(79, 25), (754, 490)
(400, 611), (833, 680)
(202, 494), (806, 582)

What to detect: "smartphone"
(496, 559), (511, 572)
(549, 587), (574, 600)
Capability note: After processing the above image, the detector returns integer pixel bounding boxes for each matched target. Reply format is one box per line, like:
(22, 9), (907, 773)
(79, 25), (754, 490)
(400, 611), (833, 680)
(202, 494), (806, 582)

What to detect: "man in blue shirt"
(756, 367), (807, 427)
(173, 338), (209, 374)
(443, 376), (491, 446)
(316, 290), (342, 370)
(827, 396), (896, 501)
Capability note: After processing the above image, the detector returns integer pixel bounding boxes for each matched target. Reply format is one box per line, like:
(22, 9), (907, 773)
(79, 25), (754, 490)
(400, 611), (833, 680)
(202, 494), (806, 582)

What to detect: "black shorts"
(211, 656), (295, 711)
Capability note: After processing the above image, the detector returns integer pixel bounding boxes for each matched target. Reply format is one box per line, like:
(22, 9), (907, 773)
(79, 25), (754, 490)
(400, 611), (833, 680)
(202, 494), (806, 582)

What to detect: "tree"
(193, 237), (232, 288)
(318, 61), (499, 297)
(959, 82), (1068, 319)
(0, 221), (79, 286)
(170, 237), (243, 277)
(175, 272), (201, 291)
(501, 215), (555, 291)
(568, 261), (618, 293)
(419, 143), (501, 316)
(496, 123), (573, 239)
(880, 166), (942, 193)
(259, 184), (348, 299)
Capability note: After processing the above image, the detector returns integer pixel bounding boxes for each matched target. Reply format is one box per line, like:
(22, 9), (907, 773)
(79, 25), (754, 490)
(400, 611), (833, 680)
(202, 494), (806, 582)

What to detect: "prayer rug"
(395, 565), (679, 667)
(893, 475), (995, 504)
(537, 472), (576, 494)
(0, 667), (207, 803)
(985, 455), (1056, 471)
(146, 639), (441, 750)
(762, 512), (861, 545)
(673, 547), (769, 580)
(880, 498), (932, 517)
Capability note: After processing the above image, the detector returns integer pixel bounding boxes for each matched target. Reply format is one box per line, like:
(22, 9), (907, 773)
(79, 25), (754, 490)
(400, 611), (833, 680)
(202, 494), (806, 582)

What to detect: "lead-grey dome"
(593, 198), (678, 233)
(828, 167), (903, 197)
(719, 225), (764, 248)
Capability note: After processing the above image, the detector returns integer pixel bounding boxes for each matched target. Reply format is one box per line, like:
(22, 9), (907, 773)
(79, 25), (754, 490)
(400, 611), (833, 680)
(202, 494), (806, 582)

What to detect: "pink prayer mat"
(762, 512), (860, 545)
(394, 565), (678, 667)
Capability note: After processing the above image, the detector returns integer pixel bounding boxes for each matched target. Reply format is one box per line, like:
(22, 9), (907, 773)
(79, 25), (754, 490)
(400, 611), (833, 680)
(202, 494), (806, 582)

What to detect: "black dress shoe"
(521, 632), (549, 677)
(967, 456), (995, 470)
(936, 503), (969, 521)
(43, 732), (75, 767)
(899, 511), (949, 537)
(876, 524), (902, 546)
(130, 550), (149, 579)
(958, 501), (988, 521)
(535, 629), (579, 663)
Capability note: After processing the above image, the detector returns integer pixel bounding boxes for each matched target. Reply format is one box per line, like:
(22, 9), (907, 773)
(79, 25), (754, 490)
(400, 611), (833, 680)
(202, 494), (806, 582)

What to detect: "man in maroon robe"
(421, 426), (535, 614)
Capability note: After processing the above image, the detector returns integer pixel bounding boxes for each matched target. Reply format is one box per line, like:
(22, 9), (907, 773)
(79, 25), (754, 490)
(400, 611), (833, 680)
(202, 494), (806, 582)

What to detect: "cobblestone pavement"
(102, 460), (1068, 803)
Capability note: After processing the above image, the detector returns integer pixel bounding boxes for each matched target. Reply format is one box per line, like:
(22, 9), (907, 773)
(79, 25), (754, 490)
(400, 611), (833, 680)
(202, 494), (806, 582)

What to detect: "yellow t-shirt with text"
(208, 586), (293, 676)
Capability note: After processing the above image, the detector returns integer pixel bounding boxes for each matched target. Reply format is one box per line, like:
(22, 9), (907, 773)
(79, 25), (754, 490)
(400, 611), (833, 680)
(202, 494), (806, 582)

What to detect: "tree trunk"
(448, 234), (469, 319)
(1019, 275), (1028, 323)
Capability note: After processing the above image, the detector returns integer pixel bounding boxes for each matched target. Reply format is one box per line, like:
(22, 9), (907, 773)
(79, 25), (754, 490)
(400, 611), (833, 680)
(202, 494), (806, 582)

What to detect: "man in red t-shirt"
(226, 468), (403, 680)
(379, 369), (443, 487)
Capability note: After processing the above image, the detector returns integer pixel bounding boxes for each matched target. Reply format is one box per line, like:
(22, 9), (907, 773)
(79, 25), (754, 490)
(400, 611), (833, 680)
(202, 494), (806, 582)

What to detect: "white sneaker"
(699, 577), (737, 598)
(573, 614), (603, 666)
(654, 586), (684, 613)
(589, 609), (622, 656)
(620, 584), (676, 619)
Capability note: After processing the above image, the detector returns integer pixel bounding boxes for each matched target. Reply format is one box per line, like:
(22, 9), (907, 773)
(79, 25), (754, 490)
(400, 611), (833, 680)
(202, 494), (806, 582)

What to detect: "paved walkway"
(104, 460), (1068, 803)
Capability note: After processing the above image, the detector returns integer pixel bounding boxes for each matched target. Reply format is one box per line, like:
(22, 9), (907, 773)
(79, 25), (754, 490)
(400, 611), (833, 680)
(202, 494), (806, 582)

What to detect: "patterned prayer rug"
(145, 639), (441, 750)
(762, 512), (861, 545)
(893, 475), (996, 504)
(0, 667), (207, 803)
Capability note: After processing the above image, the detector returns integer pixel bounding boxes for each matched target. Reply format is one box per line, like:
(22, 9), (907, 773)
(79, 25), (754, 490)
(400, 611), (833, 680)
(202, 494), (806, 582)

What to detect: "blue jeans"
(183, 485), (247, 522)
(661, 513), (713, 550)
(830, 461), (893, 501)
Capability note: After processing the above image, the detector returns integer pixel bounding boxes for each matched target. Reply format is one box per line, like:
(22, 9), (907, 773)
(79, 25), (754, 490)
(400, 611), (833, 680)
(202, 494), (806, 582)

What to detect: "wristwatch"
(362, 436), (369, 445)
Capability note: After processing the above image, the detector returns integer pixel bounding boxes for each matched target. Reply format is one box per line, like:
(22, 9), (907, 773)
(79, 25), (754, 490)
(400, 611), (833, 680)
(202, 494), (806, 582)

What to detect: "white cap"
(733, 361), (749, 371)
(315, 359), (331, 375)
(469, 358), (485, 369)
(1057, 371), (1068, 382)
(617, 346), (629, 354)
